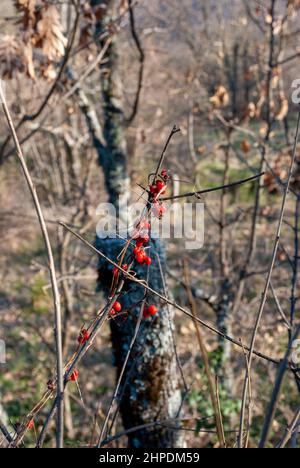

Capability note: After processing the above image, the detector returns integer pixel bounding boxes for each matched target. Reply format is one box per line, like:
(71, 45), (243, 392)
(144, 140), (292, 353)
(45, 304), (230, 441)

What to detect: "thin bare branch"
(0, 84), (64, 448)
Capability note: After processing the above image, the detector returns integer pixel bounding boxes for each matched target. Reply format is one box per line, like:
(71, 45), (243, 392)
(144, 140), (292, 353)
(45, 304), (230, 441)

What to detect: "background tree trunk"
(86, 0), (184, 448)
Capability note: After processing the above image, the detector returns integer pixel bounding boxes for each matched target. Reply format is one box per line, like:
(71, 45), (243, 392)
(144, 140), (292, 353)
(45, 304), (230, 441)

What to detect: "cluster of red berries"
(77, 328), (89, 345)
(133, 235), (152, 266)
(150, 180), (167, 197)
(110, 301), (122, 316)
(149, 169), (170, 198)
(143, 305), (158, 319)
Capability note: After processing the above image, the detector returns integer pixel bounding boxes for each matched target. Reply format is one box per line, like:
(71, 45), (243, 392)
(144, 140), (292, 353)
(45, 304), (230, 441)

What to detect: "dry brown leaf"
(288, 0), (300, 10)
(265, 14), (273, 24)
(247, 102), (256, 119)
(241, 139), (251, 154)
(209, 86), (229, 108)
(34, 6), (67, 61)
(23, 43), (35, 79)
(0, 35), (24, 78)
(275, 99), (289, 121)
(263, 151), (292, 193)
(15, 0), (37, 28)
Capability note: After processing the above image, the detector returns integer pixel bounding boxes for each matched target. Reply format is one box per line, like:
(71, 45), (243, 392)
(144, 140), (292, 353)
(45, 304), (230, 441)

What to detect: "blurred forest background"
(0, 0), (300, 449)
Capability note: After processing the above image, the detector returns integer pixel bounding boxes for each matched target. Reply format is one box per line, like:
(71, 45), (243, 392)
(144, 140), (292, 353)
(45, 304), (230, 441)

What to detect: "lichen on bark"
(96, 236), (183, 448)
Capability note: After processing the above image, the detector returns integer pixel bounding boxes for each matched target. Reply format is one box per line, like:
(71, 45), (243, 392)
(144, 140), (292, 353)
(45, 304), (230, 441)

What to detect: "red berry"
(77, 329), (89, 345)
(136, 239), (144, 248)
(69, 368), (79, 382)
(136, 253), (145, 264)
(110, 309), (117, 316)
(156, 180), (166, 194)
(136, 235), (150, 247)
(113, 301), (122, 312)
(113, 267), (119, 276)
(134, 246), (142, 256)
(27, 420), (34, 430)
(122, 264), (128, 271)
(159, 204), (166, 217)
(144, 256), (152, 266)
(142, 234), (150, 244)
(150, 185), (158, 195)
(148, 305), (158, 316)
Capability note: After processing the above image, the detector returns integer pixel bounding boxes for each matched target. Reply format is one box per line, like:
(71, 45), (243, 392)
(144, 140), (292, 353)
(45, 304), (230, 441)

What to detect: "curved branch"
(126, 0), (145, 124)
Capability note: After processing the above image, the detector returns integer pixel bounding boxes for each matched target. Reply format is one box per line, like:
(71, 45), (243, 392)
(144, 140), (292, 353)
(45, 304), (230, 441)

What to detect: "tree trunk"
(215, 279), (234, 396)
(85, 0), (184, 448)
(96, 238), (183, 448)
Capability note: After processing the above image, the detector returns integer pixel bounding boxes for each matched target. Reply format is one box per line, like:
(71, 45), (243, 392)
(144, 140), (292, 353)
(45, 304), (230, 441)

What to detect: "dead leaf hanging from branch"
(275, 98), (289, 121)
(0, 35), (25, 78)
(209, 86), (230, 108)
(34, 6), (67, 62)
(14, 0), (37, 28)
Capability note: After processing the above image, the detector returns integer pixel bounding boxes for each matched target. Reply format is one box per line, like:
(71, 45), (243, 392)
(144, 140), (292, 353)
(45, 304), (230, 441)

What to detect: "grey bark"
(96, 238), (183, 448)
(215, 279), (234, 396)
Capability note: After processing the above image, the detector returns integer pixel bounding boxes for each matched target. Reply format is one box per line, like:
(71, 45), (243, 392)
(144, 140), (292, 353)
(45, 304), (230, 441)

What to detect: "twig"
(35, 284), (127, 448)
(161, 172), (264, 201)
(259, 323), (300, 448)
(183, 260), (226, 448)
(270, 282), (291, 330)
(240, 339), (253, 449)
(153, 125), (181, 183)
(99, 416), (217, 447)
(277, 406), (300, 448)
(0, 418), (13, 445)
(157, 254), (189, 409)
(126, 0), (145, 124)
(290, 196), (300, 328)
(215, 376), (226, 448)
(188, 109), (198, 163)
(0, 84), (64, 448)
(97, 296), (146, 447)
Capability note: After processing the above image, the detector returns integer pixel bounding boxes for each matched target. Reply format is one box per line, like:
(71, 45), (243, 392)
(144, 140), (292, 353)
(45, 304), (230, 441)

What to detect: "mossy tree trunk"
(85, 0), (184, 448)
